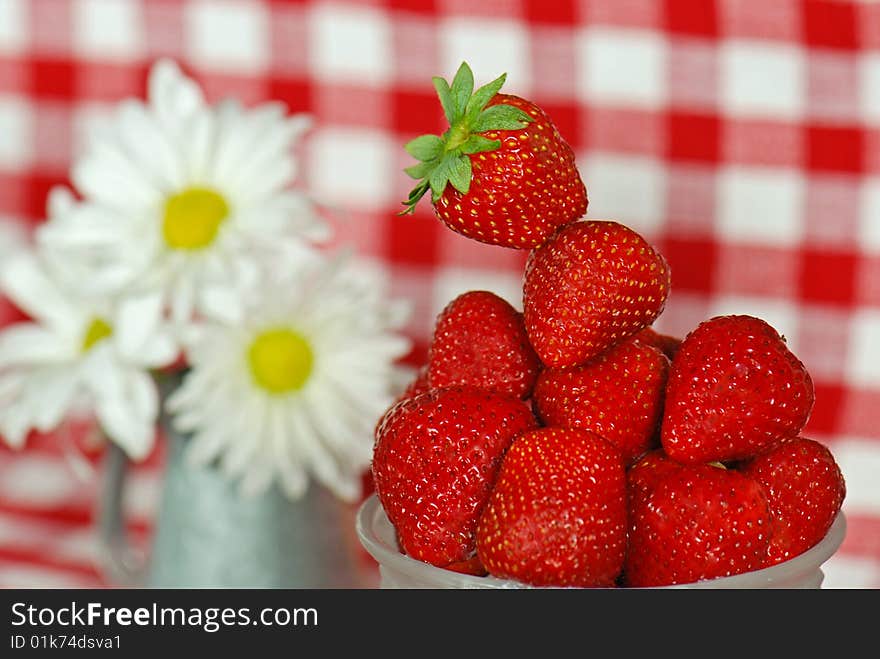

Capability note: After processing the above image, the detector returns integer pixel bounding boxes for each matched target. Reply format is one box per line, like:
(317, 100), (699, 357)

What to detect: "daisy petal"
(0, 324), (76, 367)
(148, 58), (205, 133)
(0, 253), (83, 332)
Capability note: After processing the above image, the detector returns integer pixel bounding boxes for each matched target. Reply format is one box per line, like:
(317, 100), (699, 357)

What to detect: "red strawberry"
(624, 464), (772, 587)
(661, 314), (815, 464)
(523, 220), (671, 368)
(427, 290), (540, 399)
(400, 62), (587, 249)
(444, 556), (488, 577)
(739, 437), (846, 566)
(371, 386), (538, 568)
(476, 427), (628, 587)
(626, 448), (683, 511)
(533, 336), (669, 465)
(635, 326), (682, 361)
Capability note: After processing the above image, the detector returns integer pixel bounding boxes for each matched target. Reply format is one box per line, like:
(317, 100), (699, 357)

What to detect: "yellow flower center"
(82, 317), (113, 352)
(162, 187), (229, 250)
(248, 328), (314, 394)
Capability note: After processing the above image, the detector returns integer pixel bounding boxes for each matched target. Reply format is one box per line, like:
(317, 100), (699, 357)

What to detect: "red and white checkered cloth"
(0, 0), (878, 588)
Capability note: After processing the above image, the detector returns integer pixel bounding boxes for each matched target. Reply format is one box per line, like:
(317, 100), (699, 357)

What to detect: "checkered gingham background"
(0, 0), (878, 589)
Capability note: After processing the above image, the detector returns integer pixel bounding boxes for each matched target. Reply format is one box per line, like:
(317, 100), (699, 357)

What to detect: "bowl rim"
(355, 493), (848, 589)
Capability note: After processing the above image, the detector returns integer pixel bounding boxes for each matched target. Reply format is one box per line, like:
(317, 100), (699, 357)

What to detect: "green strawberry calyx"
(399, 61), (533, 215)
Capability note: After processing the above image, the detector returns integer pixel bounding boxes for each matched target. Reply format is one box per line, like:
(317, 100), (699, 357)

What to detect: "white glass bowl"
(356, 494), (846, 589)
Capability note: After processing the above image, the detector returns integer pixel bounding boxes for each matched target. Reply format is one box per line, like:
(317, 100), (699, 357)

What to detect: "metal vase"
(97, 425), (369, 589)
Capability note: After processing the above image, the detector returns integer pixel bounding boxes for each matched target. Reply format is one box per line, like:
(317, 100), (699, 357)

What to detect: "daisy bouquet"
(0, 60), (411, 503)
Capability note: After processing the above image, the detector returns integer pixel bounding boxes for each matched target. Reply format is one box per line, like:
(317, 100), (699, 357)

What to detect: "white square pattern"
(860, 178), (880, 254)
(829, 438), (880, 515)
(718, 166), (804, 246)
(309, 3), (392, 86)
(721, 40), (806, 119)
(0, 95), (32, 168)
(186, 0), (270, 73)
(307, 127), (394, 210)
(576, 28), (667, 109)
(846, 309), (880, 387)
(0, 0), (26, 55)
(440, 18), (531, 95)
(580, 152), (667, 235)
(73, 0), (144, 60)
(708, 295), (800, 349)
(861, 53), (880, 127)
(431, 267), (525, 321)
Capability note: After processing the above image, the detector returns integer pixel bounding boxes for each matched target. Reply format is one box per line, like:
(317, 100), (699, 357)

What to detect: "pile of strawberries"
(371, 63), (846, 588)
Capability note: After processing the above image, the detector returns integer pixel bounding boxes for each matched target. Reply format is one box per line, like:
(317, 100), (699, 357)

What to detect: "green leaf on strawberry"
(400, 61), (533, 212)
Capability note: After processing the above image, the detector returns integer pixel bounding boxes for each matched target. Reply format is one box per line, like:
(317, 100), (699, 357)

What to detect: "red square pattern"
(802, 0), (859, 50)
(524, 0), (576, 24)
(657, 236), (717, 294)
(664, 0), (718, 36)
(268, 77), (313, 116)
(29, 58), (77, 101)
(798, 247), (858, 306)
(807, 125), (864, 174)
(804, 380), (846, 435)
(391, 89), (446, 137)
(667, 111), (720, 163)
(537, 101), (581, 152)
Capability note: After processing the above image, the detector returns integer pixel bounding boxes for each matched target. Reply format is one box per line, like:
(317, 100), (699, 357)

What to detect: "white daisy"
(0, 246), (177, 460)
(36, 58), (329, 332)
(165, 251), (412, 501)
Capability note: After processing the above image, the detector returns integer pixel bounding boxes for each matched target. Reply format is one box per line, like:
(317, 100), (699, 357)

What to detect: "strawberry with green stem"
(400, 62), (587, 249)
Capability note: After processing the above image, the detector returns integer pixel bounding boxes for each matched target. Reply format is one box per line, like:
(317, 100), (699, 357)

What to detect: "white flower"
(165, 251), (411, 501)
(0, 248), (177, 459)
(37, 58), (328, 334)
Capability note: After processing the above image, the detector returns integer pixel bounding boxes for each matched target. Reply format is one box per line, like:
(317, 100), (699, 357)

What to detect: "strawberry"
(523, 220), (671, 368)
(427, 290), (540, 399)
(635, 326), (682, 361)
(476, 427), (628, 588)
(400, 62), (587, 249)
(371, 386), (538, 568)
(661, 314), (815, 464)
(444, 556), (488, 577)
(739, 437), (846, 566)
(533, 336), (669, 465)
(624, 463), (772, 587)
(626, 448), (683, 511)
